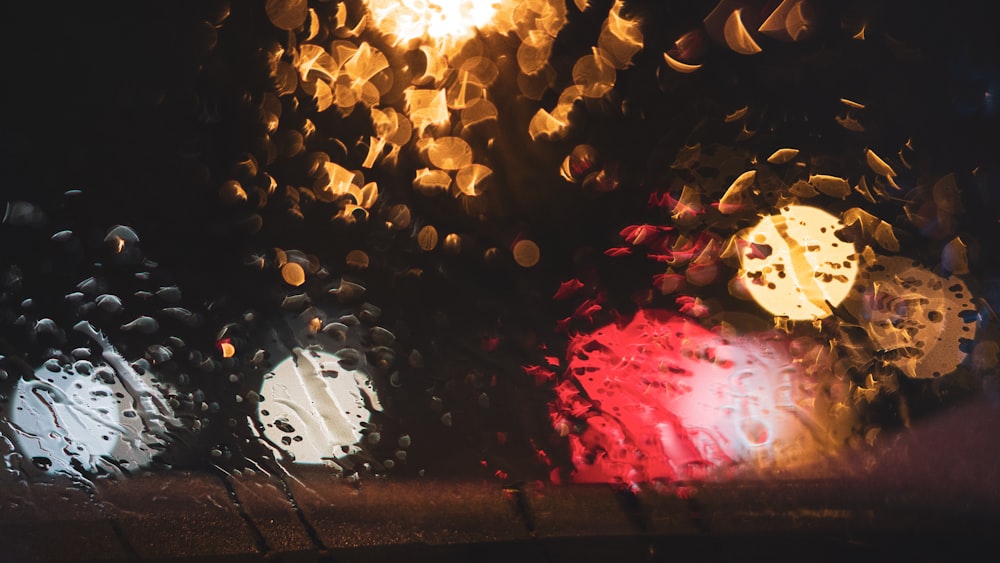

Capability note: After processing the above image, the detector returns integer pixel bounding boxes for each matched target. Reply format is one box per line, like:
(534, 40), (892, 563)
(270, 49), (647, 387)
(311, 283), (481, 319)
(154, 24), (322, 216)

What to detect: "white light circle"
(258, 347), (382, 465)
(9, 362), (165, 475)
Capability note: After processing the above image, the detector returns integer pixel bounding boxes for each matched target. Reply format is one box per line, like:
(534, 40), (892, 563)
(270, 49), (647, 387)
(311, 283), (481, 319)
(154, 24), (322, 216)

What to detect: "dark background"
(1, 0), (998, 480)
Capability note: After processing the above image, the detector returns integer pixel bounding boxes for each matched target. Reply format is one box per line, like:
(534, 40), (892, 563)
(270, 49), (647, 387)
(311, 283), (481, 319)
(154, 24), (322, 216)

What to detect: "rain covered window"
(2, 0), (999, 559)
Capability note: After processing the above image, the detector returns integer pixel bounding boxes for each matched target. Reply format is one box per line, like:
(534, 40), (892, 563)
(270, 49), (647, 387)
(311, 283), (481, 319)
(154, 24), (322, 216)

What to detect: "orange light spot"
(723, 9), (762, 55)
(426, 137), (473, 170)
(281, 262), (306, 287)
(346, 250), (370, 269)
(218, 339), (236, 358)
(417, 225), (439, 251)
(455, 163), (493, 196)
(513, 239), (541, 268)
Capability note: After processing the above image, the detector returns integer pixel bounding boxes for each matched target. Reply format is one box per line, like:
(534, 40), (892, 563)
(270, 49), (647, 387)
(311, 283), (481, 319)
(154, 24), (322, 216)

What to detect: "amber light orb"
(737, 205), (858, 321)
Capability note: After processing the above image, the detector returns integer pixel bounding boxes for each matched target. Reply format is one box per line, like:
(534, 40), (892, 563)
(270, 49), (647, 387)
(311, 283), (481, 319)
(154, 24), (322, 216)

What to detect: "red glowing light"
(553, 278), (586, 300)
(550, 309), (818, 485)
(523, 364), (557, 384)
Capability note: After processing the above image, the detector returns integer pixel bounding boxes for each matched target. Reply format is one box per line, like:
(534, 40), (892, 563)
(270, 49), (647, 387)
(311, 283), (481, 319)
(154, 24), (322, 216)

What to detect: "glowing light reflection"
(552, 310), (821, 484)
(8, 351), (175, 477)
(259, 348), (382, 465)
(364, 0), (503, 53)
(738, 205), (857, 321)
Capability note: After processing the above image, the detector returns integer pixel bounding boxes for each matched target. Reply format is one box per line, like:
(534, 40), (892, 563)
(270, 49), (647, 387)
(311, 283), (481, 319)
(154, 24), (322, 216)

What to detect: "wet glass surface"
(1, 0), (999, 559)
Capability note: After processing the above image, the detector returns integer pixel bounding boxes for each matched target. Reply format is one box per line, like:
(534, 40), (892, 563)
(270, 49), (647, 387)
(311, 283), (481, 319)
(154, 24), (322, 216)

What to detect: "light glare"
(365, 0), (502, 52)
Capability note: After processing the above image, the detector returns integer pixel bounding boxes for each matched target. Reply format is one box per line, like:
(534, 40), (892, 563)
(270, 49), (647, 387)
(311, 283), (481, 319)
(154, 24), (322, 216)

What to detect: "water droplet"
(77, 277), (101, 295)
(265, 0), (308, 30)
(71, 347), (91, 359)
(328, 279), (366, 302)
(335, 348), (364, 370)
(443, 233), (462, 254)
(33, 318), (60, 339)
(51, 230), (74, 243)
(281, 293), (311, 310)
(121, 316), (159, 334)
(417, 225), (439, 251)
(146, 345), (173, 364)
(104, 225), (142, 263)
(359, 303), (382, 323)
(372, 346), (395, 371)
(408, 349), (424, 368)
(369, 326), (395, 346)
(322, 322), (350, 343)
(94, 294), (124, 315)
(3, 201), (46, 226)
(31, 457), (52, 471)
(345, 250), (370, 269)
(155, 286), (182, 303)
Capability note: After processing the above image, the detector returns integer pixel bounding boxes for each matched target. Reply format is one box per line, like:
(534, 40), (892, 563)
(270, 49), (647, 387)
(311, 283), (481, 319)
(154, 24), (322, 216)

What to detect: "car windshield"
(2, 0), (999, 560)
